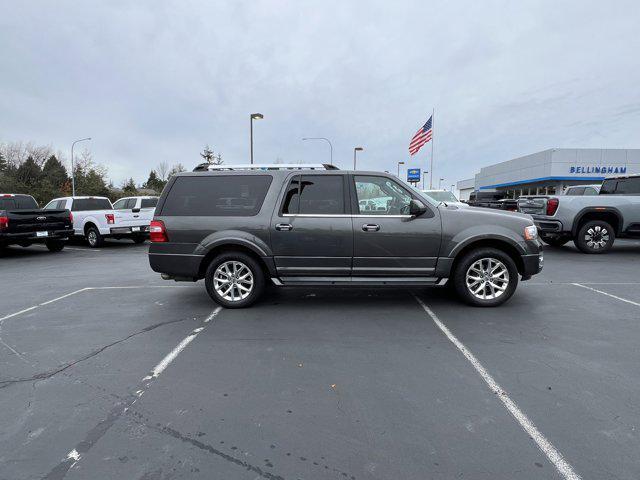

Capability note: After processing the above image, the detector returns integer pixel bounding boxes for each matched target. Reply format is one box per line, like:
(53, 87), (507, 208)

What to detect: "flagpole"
(429, 108), (434, 189)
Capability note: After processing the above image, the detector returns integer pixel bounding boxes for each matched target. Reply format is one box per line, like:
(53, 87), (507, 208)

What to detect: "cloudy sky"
(1, 0), (639, 188)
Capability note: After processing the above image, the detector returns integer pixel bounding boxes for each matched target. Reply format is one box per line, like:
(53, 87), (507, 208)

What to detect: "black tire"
(452, 247), (519, 307)
(575, 220), (615, 254)
(132, 236), (147, 244)
(85, 226), (104, 248)
(204, 252), (265, 308)
(540, 234), (570, 247)
(45, 240), (65, 252)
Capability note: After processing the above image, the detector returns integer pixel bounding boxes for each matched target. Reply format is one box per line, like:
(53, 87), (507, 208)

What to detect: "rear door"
(270, 173), (353, 277)
(350, 175), (441, 277)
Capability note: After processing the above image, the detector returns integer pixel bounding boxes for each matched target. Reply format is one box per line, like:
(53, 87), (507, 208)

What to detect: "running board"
(272, 276), (448, 287)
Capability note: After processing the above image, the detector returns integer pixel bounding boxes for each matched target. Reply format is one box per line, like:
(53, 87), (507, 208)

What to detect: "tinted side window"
(566, 187), (584, 195)
(113, 199), (127, 209)
(72, 198), (113, 211)
(124, 198), (137, 209)
(614, 177), (640, 194)
(281, 176), (301, 214)
(600, 179), (616, 194)
(141, 198), (158, 208)
(298, 175), (344, 214)
(161, 175), (272, 216)
(584, 187), (598, 195)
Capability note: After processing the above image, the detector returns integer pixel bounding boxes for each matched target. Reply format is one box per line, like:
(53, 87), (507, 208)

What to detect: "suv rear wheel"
(452, 248), (519, 307)
(575, 220), (615, 254)
(205, 252), (265, 308)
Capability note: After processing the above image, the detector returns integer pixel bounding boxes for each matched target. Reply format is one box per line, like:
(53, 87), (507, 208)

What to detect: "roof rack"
(193, 163), (339, 172)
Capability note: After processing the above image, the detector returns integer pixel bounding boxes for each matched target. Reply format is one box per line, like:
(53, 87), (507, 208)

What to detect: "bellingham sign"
(569, 165), (627, 174)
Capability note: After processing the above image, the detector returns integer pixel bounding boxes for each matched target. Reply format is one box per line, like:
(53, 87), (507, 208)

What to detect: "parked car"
(563, 184), (601, 195)
(0, 193), (73, 252)
(149, 164), (542, 308)
(467, 190), (505, 208)
(517, 191), (640, 253)
(44, 196), (154, 247)
(599, 175), (640, 195)
(112, 196), (158, 242)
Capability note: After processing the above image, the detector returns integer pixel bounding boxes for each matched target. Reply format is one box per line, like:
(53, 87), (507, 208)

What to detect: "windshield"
(422, 190), (459, 203)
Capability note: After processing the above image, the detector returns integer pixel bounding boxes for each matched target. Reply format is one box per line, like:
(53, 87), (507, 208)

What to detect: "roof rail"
(192, 163), (339, 172)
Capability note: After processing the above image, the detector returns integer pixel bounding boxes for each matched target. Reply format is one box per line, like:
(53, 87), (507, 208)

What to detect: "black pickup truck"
(0, 194), (74, 252)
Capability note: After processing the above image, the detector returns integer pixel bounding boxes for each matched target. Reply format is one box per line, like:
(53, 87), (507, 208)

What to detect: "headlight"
(524, 225), (538, 241)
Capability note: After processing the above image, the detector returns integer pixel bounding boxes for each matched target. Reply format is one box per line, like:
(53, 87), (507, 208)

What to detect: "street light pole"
(439, 177), (445, 189)
(353, 147), (363, 170)
(302, 137), (333, 165)
(71, 137), (91, 196)
(250, 113), (264, 164)
(397, 161), (405, 177)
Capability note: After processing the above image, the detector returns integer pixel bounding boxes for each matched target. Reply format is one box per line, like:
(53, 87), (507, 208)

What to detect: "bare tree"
(156, 161), (169, 181)
(200, 145), (224, 165)
(168, 163), (186, 178)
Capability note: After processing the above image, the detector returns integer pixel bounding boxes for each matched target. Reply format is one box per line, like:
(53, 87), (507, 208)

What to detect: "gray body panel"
(149, 170), (542, 284)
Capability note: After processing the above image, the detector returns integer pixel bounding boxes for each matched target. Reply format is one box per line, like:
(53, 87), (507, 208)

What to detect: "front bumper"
(521, 252), (544, 279)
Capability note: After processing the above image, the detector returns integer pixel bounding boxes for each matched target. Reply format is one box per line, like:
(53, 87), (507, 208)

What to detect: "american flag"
(408, 115), (432, 156)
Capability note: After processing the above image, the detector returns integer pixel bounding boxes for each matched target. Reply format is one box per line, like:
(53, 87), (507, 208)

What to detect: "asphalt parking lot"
(1, 239), (640, 480)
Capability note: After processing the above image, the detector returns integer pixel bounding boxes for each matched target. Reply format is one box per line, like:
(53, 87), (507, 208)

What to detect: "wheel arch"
(571, 207), (622, 236)
(197, 241), (274, 280)
(450, 237), (526, 276)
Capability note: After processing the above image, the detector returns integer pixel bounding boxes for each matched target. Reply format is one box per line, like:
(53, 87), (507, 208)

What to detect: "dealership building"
(457, 148), (640, 198)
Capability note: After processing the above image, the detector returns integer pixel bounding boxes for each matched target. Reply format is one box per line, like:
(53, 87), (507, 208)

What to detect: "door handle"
(362, 223), (380, 232)
(275, 223), (293, 231)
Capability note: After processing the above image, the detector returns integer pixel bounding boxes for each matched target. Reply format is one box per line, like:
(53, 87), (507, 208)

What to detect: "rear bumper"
(0, 228), (74, 244)
(531, 216), (564, 233)
(148, 252), (204, 279)
(109, 225), (150, 236)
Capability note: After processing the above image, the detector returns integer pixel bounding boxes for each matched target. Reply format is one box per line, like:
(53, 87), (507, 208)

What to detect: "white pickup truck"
(44, 196), (158, 247)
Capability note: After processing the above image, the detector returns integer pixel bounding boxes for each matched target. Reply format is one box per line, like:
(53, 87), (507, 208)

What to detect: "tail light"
(69, 211), (74, 224)
(0, 215), (8, 230)
(150, 220), (168, 242)
(546, 198), (559, 216)
(105, 213), (115, 224)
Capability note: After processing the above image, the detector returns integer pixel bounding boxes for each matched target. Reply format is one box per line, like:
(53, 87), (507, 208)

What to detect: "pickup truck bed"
(0, 194), (74, 251)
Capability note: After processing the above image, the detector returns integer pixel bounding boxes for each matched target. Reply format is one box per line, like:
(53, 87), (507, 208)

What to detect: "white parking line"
(414, 295), (581, 480)
(0, 285), (196, 325)
(572, 283), (640, 307)
(61, 306), (222, 472)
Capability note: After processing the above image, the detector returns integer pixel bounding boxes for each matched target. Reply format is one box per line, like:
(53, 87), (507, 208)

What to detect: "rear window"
(141, 198), (158, 208)
(612, 177), (640, 194)
(161, 175), (272, 216)
(0, 195), (38, 210)
(72, 198), (113, 211)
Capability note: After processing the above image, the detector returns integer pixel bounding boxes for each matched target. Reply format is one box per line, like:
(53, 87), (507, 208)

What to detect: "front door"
(270, 174), (353, 278)
(351, 174), (441, 277)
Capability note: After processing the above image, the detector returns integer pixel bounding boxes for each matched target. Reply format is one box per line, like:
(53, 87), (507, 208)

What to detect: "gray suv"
(148, 165), (542, 308)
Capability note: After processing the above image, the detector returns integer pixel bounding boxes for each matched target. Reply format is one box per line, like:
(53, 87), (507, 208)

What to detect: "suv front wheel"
(205, 252), (265, 308)
(452, 248), (519, 307)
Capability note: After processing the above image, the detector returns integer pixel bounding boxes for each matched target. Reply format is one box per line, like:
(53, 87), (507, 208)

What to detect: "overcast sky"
(1, 0), (639, 188)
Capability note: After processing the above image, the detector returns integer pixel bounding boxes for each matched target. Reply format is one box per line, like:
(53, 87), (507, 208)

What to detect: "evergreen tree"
(122, 177), (138, 195)
(16, 156), (41, 187)
(142, 170), (166, 193)
(0, 151), (6, 172)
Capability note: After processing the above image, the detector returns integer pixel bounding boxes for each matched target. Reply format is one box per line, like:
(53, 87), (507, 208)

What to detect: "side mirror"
(132, 208), (141, 213)
(409, 199), (428, 217)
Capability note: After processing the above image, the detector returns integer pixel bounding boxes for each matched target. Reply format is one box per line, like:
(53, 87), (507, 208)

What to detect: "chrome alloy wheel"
(465, 257), (510, 300)
(87, 230), (98, 246)
(585, 225), (609, 250)
(213, 261), (254, 302)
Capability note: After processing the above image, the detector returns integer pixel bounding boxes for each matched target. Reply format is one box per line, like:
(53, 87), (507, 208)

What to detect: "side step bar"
(272, 277), (448, 287)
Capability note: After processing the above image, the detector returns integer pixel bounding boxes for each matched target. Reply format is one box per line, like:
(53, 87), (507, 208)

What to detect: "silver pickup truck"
(517, 194), (640, 253)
